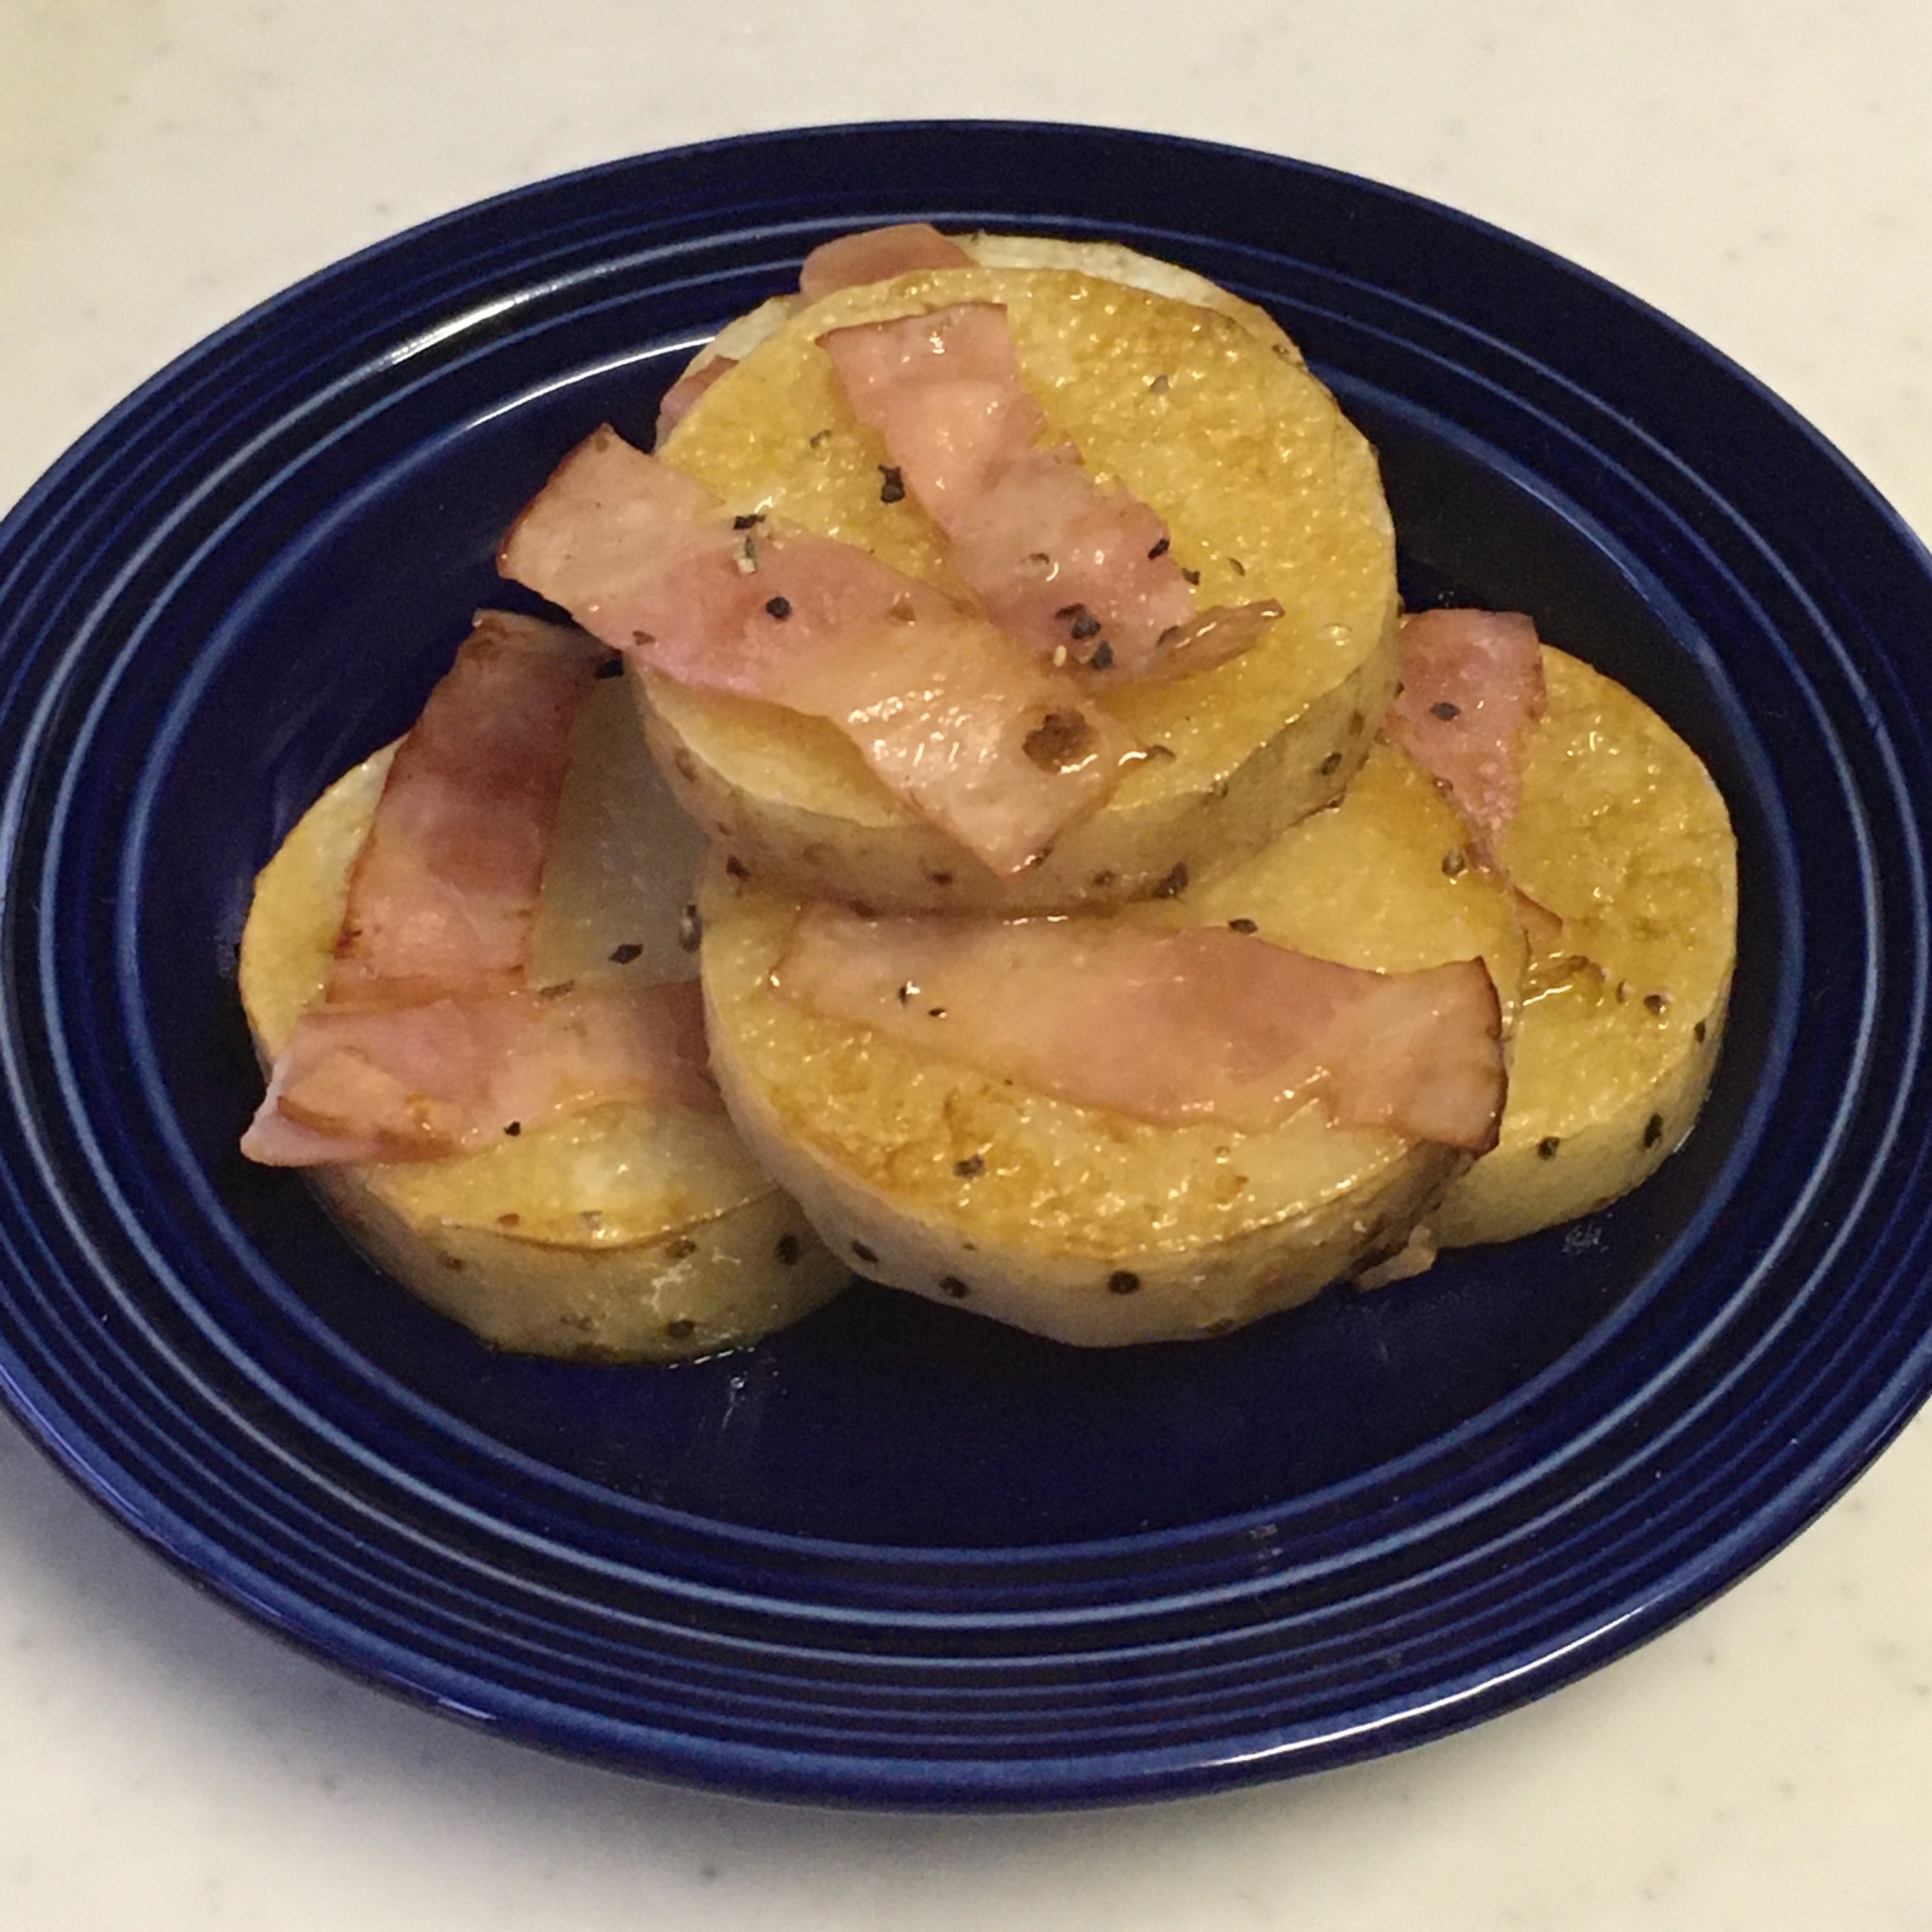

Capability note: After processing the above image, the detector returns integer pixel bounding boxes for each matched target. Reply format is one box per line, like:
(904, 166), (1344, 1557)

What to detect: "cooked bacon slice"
(243, 612), (720, 1168)
(497, 427), (1142, 875)
(329, 611), (608, 1005)
(1384, 609), (1548, 839)
(241, 980), (719, 1167)
(654, 354), (737, 443)
(798, 223), (973, 302)
(819, 301), (1274, 681)
(772, 906), (1505, 1151)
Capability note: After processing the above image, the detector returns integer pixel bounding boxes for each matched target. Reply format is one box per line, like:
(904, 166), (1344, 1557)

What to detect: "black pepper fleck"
(1537, 1136), (1561, 1160)
(1320, 751), (1344, 777)
(852, 1239), (879, 1264)
(1179, 567), (1202, 585)
(724, 854), (750, 880)
(1441, 848), (1468, 878)
(609, 941), (644, 965)
(776, 1234), (801, 1265)
(1694, 1019), (1709, 1043)
(938, 1276), (971, 1299)
(1023, 709), (1096, 770)
(878, 465), (906, 503)
(665, 1317), (697, 1339)
(953, 1153), (985, 1178)
(1431, 699), (1462, 721)
(1228, 917), (1259, 934)
(732, 511), (765, 529)
(1107, 1270), (1142, 1295)
(503, 1121), (523, 1137)
(1643, 1113), (1664, 1149)
(666, 1237), (697, 1260)
(1148, 535), (1170, 558)
(1089, 639), (1115, 670)
(764, 594), (792, 620)
(1644, 992), (1670, 1013)
(1151, 861), (1189, 899)
(594, 654), (624, 679)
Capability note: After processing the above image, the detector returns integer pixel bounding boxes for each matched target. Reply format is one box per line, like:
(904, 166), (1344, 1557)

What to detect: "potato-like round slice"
(697, 740), (1524, 1348)
(239, 674), (848, 1360)
(1427, 647), (1736, 1247)
(672, 232), (1303, 389)
(650, 255), (1398, 913)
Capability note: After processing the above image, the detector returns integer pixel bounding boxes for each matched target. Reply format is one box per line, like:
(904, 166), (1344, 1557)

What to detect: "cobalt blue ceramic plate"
(0, 122), (1927, 1808)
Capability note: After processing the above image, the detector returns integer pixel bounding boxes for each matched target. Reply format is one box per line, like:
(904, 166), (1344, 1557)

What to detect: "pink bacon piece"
(241, 980), (717, 1167)
(242, 612), (721, 1168)
(798, 222), (973, 302)
(497, 427), (1142, 875)
(1383, 608), (1548, 841)
(329, 611), (608, 1005)
(773, 905), (1505, 1151)
(819, 301), (1276, 681)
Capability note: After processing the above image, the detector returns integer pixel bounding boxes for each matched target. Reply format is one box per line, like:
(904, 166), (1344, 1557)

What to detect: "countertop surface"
(4, 3), (1932, 1926)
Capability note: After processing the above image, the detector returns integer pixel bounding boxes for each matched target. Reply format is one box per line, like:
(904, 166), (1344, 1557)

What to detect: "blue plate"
(0, 122), (1927, 1808)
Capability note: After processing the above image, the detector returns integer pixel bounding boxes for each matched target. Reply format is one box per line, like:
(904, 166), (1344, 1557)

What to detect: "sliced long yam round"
(697, 739), (1524, 1348)
(1427, 646), (1736, 1247)
(650, 255), (1397, 913)
(239, 672), (847, 1360)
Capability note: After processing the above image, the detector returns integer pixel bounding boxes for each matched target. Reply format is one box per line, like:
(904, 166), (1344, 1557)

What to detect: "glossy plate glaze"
(0, 123), (1927, 1809)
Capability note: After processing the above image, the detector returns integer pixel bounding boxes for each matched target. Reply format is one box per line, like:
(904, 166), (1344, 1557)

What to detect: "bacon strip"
(1384, 609), (1548, 840)
(328, 611), (607, 1004)
(241, 980), (717, 1167)
(243, 612), (721, 1168)
(798, 223), (973, 302)
(772, 906), (1505, 1151)
(497, 427), (1142, 875)
(819, 301), (1274, 681)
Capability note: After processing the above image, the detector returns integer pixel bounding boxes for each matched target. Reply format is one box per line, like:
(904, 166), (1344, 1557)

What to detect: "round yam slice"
(1427, 646), (1736, 1247)
(648, 254), (1398, 913)
(696, 740), (1525, 1348)
(239, 673), (848, 1360)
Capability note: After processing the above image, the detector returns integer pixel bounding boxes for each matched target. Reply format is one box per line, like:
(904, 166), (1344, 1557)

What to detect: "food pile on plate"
(238, 226), (1737, 1359)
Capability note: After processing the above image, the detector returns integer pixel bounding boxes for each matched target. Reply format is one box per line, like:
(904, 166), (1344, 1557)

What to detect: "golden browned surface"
(699, 740), (1522, 1347)
(650, 251), (1398, 912)
(1428, 646), (1737, 1247)
(237, 675), (847, 1359)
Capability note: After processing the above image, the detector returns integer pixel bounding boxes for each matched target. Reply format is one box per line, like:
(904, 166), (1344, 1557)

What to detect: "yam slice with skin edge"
(239, 668), (847, 1361)
(646, 252), (1398, 913)
(655, 230), (1303, 435)
(697, 737), (1526, 1349)
(1425, 645), (1736, 1248)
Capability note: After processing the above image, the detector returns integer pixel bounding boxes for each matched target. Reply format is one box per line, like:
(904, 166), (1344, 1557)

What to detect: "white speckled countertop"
(5, 3), (1932, 1925)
